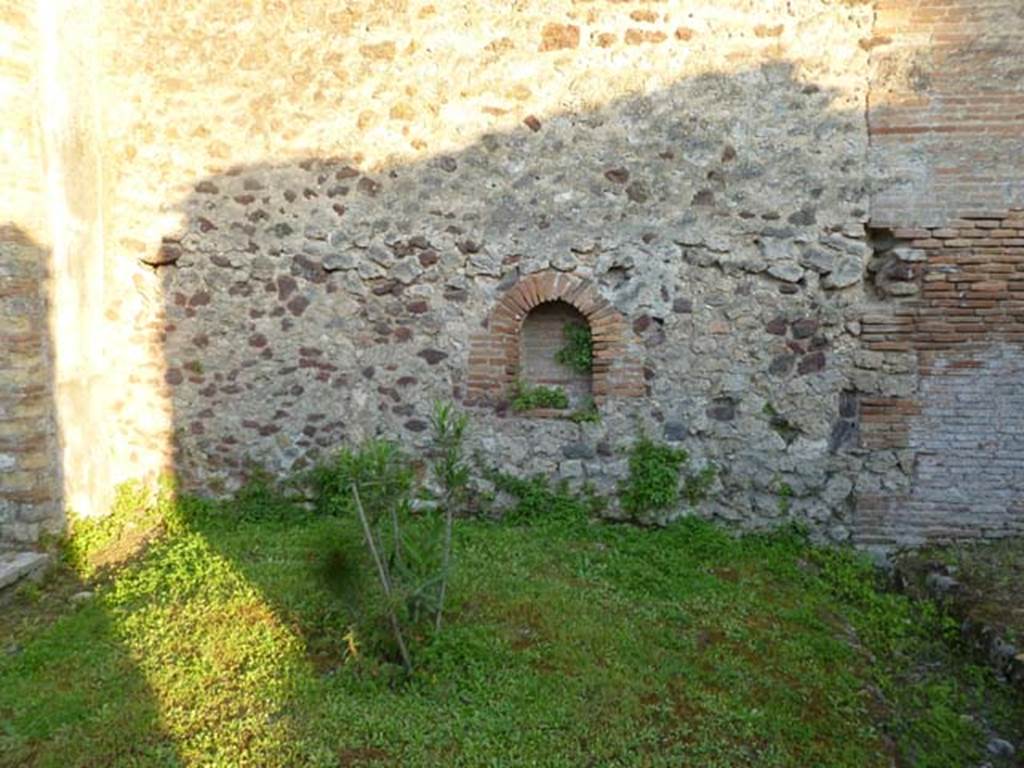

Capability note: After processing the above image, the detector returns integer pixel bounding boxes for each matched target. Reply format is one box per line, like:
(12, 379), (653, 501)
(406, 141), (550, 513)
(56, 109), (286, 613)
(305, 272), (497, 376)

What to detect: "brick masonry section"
(854, 211), (1024, 545)
(0, 1), (62, 546)
(466, 271), (644, 408)
(869, 0), (1024, 227)
(0, 227), (61, 546)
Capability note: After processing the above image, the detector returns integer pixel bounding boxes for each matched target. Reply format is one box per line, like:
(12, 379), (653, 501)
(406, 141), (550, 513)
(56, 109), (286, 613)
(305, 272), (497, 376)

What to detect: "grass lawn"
(1, 488), (1021, 767)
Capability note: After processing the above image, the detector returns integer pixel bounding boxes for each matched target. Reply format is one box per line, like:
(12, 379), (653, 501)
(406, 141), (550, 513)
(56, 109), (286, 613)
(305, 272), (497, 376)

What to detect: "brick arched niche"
(466, 271), (644, 408)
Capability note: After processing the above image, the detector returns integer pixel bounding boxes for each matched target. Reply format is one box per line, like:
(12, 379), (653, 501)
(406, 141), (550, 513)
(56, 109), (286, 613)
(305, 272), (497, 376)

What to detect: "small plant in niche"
(555, 321), (593, 374)
(510, 380), (569, 411)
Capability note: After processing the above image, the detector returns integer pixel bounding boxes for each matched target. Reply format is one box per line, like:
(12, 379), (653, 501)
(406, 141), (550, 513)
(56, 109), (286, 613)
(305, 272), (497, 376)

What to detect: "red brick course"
(869, 0), (1024, 226)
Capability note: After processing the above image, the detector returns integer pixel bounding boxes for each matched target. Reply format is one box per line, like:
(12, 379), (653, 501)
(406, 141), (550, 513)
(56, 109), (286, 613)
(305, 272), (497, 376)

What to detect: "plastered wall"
(0, 1), (60, 544)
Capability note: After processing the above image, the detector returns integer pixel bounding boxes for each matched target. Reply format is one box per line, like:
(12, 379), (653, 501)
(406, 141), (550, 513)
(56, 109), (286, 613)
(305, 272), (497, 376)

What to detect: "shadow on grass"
(4, 42), (1023, 763)
(1, 481), (342, 767)
(0, 226), (181, 768)
(0, 561), (182, 767)
(0, 55), (892, 766)
(1, 481), (349, 767)
(5, 479), (1024, 767)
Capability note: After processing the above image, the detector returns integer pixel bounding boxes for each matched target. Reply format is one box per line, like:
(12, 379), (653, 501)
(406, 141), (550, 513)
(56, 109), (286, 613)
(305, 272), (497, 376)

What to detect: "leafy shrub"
(510, 380), (569, 411)
(490, 472), (605, 522)
(309, 430), (470, 672)
(618, 437), (687, 518)
(308, 439), (414, 518)
(429, 401), (470, 514)
(618, 435), (716, 521)
(308, 440), (418, 669)
(555, 321), (593, 374)
(427, 401), (470, 631)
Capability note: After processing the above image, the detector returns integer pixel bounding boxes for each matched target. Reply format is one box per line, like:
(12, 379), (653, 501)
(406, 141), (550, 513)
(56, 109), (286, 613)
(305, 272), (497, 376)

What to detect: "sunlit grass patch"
(1, 493), (1021, 767)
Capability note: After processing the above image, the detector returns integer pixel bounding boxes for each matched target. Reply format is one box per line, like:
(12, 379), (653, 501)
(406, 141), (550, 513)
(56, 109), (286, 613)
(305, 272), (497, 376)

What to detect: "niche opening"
(519, 300), (593, 409)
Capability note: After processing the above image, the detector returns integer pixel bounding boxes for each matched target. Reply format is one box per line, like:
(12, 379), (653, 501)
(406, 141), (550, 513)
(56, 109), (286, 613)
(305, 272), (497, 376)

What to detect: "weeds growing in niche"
(568, 397), (601, 424)
(555, 321), (594, 374)
(510, 380), (569, 411)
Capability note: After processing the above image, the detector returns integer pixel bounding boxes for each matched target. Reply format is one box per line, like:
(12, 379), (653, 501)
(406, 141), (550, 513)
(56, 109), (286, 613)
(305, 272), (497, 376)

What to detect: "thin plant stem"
(352, 484), (412, 673)
(435, 494), (454, 633)
(389, 502), (403, 572)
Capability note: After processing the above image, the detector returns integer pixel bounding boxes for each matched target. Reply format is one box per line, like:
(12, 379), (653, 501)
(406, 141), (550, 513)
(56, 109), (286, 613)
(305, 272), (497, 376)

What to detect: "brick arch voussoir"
(504, 274), (624, 344)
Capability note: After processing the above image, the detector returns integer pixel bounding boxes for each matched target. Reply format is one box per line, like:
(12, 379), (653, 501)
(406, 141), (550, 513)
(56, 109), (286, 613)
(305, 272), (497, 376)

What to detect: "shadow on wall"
(15, 60), (864, 759)
(0, 226), (61, 546)
(148, 59), (871, 502)
(0, 60), (866, 763)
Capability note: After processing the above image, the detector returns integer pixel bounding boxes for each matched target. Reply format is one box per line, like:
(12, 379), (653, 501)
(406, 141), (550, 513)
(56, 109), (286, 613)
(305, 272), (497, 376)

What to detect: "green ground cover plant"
(898, 537), (1024, 648)
(1, 471), (1021, 767)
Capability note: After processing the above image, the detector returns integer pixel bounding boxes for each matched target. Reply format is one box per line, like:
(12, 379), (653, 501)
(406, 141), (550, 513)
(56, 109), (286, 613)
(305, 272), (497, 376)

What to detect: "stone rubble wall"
(82, 0), (874, 542)
(3, 0), (1024, 548)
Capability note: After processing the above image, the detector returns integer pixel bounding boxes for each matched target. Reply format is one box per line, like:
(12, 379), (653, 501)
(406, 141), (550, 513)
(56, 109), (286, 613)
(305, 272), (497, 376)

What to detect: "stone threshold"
(0, 550), (50, 597)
